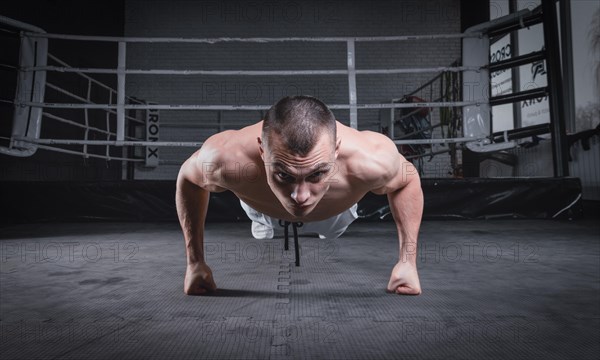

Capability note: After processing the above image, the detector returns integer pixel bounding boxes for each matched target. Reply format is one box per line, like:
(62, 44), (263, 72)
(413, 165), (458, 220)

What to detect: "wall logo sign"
(531, 60), (547, 82)
(145, 106), (159, 167)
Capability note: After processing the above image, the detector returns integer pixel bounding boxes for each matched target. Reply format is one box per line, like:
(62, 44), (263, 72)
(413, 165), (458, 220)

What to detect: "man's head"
(258, 96), (340, 218)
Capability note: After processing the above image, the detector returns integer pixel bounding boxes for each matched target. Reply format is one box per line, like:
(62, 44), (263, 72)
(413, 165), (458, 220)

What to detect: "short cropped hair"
(262, 96), (336, 156)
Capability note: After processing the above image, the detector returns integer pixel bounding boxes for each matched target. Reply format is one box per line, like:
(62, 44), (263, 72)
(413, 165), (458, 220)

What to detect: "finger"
(386, 278), (401, 293)
(197, 282), (217, 293)
(195, 287), (207, 294)
(184, 286), (207, 295)
(190, 284), (216, 295)
(394, 286), (421, 296)
(205, 275), (217, 291)
(205, 282), (217, 292)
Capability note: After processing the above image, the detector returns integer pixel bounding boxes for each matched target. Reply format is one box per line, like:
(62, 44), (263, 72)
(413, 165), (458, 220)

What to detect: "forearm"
(176, 175), (210, 265)
(387, 175), (424, 265)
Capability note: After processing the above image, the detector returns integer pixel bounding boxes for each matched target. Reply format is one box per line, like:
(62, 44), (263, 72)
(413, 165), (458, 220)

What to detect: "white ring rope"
(552, 193), (582, 219)
(33, 143), (144, 162)
(394, 137), (486, 145)
(14, 136), (489, 147)
(27, 65), (480, 76)
(42, 112), (141, 141)
(19, 101), (481, 110)
(0, 15), (45, 33)
(2, 22), (485, 159)
(14, 137), (202, 148)
(0, 14), (499, 166)
(47, 54), (144, 105)
(25, 33), (483, 44)
(45, 83), (143, 124)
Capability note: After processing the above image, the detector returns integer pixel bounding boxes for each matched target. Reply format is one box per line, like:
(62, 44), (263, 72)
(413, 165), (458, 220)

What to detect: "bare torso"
(195, 121), (396, 222)
(181, 117), (422, 296)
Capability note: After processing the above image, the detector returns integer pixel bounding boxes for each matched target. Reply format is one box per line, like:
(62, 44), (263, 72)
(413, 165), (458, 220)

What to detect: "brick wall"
(124, 0), (462, 179)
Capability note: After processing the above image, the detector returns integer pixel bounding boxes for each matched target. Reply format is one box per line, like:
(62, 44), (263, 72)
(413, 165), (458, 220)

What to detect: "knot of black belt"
(279, 220), (303, 266)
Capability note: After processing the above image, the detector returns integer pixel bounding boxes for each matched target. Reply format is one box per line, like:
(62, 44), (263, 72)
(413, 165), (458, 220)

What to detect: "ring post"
(346, 39), (358, 129)
(117, 41), (126, 142)
(0, 16), (47, 157)
(10, 35), (48, 155)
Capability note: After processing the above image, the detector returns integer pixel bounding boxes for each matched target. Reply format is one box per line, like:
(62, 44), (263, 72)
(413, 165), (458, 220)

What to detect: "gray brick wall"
(124, 0), (462, 179)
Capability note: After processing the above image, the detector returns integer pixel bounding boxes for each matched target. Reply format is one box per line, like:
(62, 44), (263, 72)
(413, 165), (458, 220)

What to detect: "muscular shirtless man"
(176, 96), (423, 296)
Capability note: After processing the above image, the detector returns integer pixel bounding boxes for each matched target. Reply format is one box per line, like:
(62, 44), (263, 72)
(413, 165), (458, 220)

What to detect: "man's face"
(259, 132), (339, 218)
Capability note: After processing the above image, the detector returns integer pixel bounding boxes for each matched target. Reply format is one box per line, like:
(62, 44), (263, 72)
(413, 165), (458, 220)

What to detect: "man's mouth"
(287, 203), (314, 216)
(292, 203), (312, 209)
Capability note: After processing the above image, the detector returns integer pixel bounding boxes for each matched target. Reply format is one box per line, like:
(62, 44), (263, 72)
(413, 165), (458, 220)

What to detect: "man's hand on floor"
(184, 262), (217, 295)
(387, 261), (422, 295)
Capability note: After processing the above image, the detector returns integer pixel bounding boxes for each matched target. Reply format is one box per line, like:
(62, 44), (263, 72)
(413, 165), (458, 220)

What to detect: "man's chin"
(287, 205), (314, 218)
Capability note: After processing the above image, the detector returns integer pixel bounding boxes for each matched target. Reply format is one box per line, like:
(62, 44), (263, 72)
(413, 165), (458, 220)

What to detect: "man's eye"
(276, 172), (293, 182)
(308, 170), (327, 181)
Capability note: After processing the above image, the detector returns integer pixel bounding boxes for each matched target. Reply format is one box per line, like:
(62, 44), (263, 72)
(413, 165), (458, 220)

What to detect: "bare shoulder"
(198, 129), (240, 162)
(341, 127), (410, 194)
(179, 124), (261, 190)
(360, 130), (400, 162)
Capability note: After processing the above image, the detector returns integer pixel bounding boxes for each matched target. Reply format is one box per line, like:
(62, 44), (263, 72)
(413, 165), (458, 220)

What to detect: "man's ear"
(334, 137), (341, 159)
(257, 137), (265, 159)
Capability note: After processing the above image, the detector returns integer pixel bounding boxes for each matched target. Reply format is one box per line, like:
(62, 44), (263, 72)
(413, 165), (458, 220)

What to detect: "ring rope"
(42, 112), (142, 141)
(13, 136), (489, 147)
(14, 137), (202, 148)
(46, 83), (143, 125)
(48, 53), (145, 106)
(24, 33), (483, 44)
(33, 143), (144, 162)
(1, 15), (486, 162)
(1, 136), (143, 161)
(26, 65), (480, 76)
(393, 137), (486, 145)
(18, 101), (480, 110)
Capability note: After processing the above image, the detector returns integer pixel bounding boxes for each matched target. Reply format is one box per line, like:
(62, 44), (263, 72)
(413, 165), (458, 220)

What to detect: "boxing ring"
(1, 8), (554, 167)
(1, 4), (598, 360)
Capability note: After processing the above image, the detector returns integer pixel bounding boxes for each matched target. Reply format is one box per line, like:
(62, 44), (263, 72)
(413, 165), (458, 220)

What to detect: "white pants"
(240, 200), (358, 239)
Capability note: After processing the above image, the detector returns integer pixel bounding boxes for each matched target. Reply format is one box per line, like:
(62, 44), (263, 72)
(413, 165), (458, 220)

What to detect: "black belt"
(279, 220), (303, 266)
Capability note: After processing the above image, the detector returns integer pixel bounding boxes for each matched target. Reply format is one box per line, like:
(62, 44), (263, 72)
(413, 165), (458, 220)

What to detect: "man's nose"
(291, 182), (310, 204)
